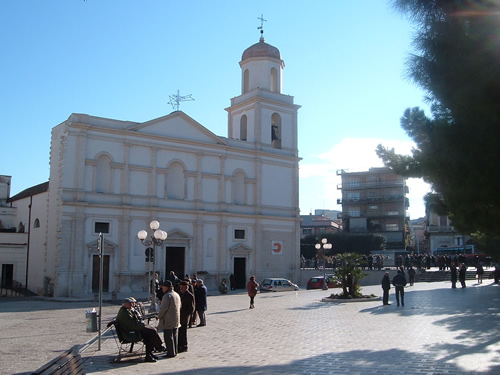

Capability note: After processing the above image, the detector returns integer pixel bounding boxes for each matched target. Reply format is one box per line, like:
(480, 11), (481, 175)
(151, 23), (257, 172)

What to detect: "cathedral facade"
(28, 36), (301, 297)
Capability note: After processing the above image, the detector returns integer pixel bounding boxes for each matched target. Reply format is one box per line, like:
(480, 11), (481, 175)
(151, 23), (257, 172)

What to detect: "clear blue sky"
(1, 0), (431, 219)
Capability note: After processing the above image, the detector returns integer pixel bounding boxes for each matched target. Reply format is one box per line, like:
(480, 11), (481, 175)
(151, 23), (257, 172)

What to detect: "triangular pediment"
(127, 111), (227, 145)
(87, 238), (117, 254)
(229, 243), (252, 253)
(166, 228), (191, 240)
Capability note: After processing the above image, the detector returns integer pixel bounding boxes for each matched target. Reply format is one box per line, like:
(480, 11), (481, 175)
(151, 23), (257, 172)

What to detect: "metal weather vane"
(257, 14), (267, 37)
(168, 89), (195, 111)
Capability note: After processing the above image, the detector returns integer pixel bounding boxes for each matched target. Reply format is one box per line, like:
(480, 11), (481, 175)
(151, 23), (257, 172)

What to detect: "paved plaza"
(2, 278), (500, 375)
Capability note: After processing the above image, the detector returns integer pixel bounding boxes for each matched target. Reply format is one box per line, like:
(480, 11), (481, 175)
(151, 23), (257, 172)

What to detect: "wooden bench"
(31, 345), (84, 375)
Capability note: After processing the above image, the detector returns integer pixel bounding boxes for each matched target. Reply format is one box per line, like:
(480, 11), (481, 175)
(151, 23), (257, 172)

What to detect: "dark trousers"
(141, 325), (163, 355)
(395, 286), (405, 306)
(197, 310), (206, 326)
(163, 328), (178, 357)
(382, 289), (389, 305)
(178, 314), (190, 351)
(249, 296), (255, 307)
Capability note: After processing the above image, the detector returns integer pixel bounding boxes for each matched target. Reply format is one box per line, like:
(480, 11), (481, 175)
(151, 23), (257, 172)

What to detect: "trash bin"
(85, 310), (97, 332)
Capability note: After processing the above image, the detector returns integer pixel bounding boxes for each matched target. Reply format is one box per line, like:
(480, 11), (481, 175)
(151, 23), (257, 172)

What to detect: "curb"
(321, 296), (381, 303)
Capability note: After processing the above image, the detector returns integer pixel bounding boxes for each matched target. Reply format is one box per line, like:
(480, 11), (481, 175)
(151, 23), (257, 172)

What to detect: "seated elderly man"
(116, 297), (165, 363)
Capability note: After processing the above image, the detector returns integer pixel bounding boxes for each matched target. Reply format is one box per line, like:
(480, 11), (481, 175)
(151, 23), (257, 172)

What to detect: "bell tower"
(226, 31), (300, 156)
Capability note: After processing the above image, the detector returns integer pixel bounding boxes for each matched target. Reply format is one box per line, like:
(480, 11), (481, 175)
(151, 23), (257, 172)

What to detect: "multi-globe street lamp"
(315, 238), (332, 290)
(137, 220), (167, 312)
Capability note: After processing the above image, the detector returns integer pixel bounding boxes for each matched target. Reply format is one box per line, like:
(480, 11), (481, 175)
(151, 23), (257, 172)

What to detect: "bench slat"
(31, 346), (84, 375)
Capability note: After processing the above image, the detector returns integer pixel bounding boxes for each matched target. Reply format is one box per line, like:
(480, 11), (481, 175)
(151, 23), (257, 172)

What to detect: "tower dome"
(241, 37), (281, 61)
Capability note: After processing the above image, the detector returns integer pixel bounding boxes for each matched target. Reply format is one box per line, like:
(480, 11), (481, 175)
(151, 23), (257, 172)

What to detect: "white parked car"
(259, 278), (299, 292)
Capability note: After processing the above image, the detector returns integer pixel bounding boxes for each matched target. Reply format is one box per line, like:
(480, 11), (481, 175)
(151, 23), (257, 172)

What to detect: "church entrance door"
(165, 246), (185, 280)
(233, 257), (246, 289)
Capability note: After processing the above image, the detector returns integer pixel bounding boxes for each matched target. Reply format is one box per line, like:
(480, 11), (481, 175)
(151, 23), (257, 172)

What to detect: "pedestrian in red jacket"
(247, 276), (259, 309)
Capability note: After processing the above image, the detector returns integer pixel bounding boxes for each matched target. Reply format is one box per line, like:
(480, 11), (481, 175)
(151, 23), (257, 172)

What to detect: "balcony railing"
(426, 225), (455, 233)
(338, 180), (405, 190)
(339, 195), (405, 203)
(342, 210), (405, 218)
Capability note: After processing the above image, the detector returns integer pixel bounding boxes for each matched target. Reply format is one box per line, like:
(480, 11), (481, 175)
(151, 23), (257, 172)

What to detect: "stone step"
(416, 270), (480, 282)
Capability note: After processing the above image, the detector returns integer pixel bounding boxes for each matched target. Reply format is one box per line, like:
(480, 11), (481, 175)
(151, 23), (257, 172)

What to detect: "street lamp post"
(315, 238), (332, 290)
(137, 220), (168, 313)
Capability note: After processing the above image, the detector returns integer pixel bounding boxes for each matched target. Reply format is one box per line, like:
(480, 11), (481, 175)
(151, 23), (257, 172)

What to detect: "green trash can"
(85, 310), (97, 332)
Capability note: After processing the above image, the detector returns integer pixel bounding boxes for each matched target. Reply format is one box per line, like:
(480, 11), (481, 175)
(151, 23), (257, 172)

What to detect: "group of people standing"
(116, 272), (208, 363)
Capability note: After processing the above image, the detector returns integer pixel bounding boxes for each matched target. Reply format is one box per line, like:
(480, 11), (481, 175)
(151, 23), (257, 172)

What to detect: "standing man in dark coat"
(194, 279), (207, 326)
(450, 262), (458, 288)
(392, 270), (407, 307)
(381, 272), (391, 306)
(178, 281), (195, 353)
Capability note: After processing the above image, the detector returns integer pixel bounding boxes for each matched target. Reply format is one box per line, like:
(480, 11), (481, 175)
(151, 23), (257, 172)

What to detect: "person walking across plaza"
(194, 279), (207, 326)
(459, 263), (467, 288)
(116, 298), (165, 363)
(157, 280), (181, 358)
(392, 270), (407, 307)
(247, 275), (259, 309)
(408, 266), (416, 286)
(476, 262), (484, 284)
(381, 272), (391, 306)
(178, 281), (195, 353)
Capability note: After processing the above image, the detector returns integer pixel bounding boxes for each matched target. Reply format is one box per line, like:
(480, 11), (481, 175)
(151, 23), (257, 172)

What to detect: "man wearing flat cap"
(157, 280), (181, 357)
(116, 297), (165, 362)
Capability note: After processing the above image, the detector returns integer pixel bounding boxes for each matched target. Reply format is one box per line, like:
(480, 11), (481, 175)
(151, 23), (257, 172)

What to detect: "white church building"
(2, 35), (301, 298)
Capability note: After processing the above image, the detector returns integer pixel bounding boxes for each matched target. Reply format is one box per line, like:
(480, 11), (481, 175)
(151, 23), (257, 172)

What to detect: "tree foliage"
(331, 253), (367, 298)
(377, 0), (500, 237)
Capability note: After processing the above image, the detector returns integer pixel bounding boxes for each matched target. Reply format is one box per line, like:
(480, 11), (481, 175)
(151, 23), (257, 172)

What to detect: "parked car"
(306, 274), (338, 290)
(260, 278), (299, 292)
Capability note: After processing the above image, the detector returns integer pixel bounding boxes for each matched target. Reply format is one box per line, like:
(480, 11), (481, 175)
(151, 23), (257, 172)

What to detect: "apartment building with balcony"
(424, 210), (472, 254)
(300, 213), (341, 238)
(337, 167), (409, 249)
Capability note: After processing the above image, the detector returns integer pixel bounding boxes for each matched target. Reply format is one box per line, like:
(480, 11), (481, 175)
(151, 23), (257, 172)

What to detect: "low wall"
(298, 268), (397, 288)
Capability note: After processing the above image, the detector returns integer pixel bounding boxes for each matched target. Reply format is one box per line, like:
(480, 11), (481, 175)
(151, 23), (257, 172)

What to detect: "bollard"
(85, 310), (98, 332)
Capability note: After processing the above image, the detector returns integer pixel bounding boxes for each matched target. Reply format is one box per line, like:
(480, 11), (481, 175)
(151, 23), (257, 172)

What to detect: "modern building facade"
(337, 167), (409, 249)
(300, 213), (341, 238)
(6, 35), (301, 297)
(409, 217), (426, 254)
(424, 210), (472, 254)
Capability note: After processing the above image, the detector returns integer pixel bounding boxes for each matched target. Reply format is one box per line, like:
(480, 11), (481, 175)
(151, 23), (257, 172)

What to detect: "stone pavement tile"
(79, 282), (500, 375)
(2, 281), (499, 374)
(0, 298), (119, 375)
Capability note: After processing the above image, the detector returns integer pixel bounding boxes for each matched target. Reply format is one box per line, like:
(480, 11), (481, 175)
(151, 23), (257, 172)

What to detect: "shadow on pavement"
(83, 348), (500, 374)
